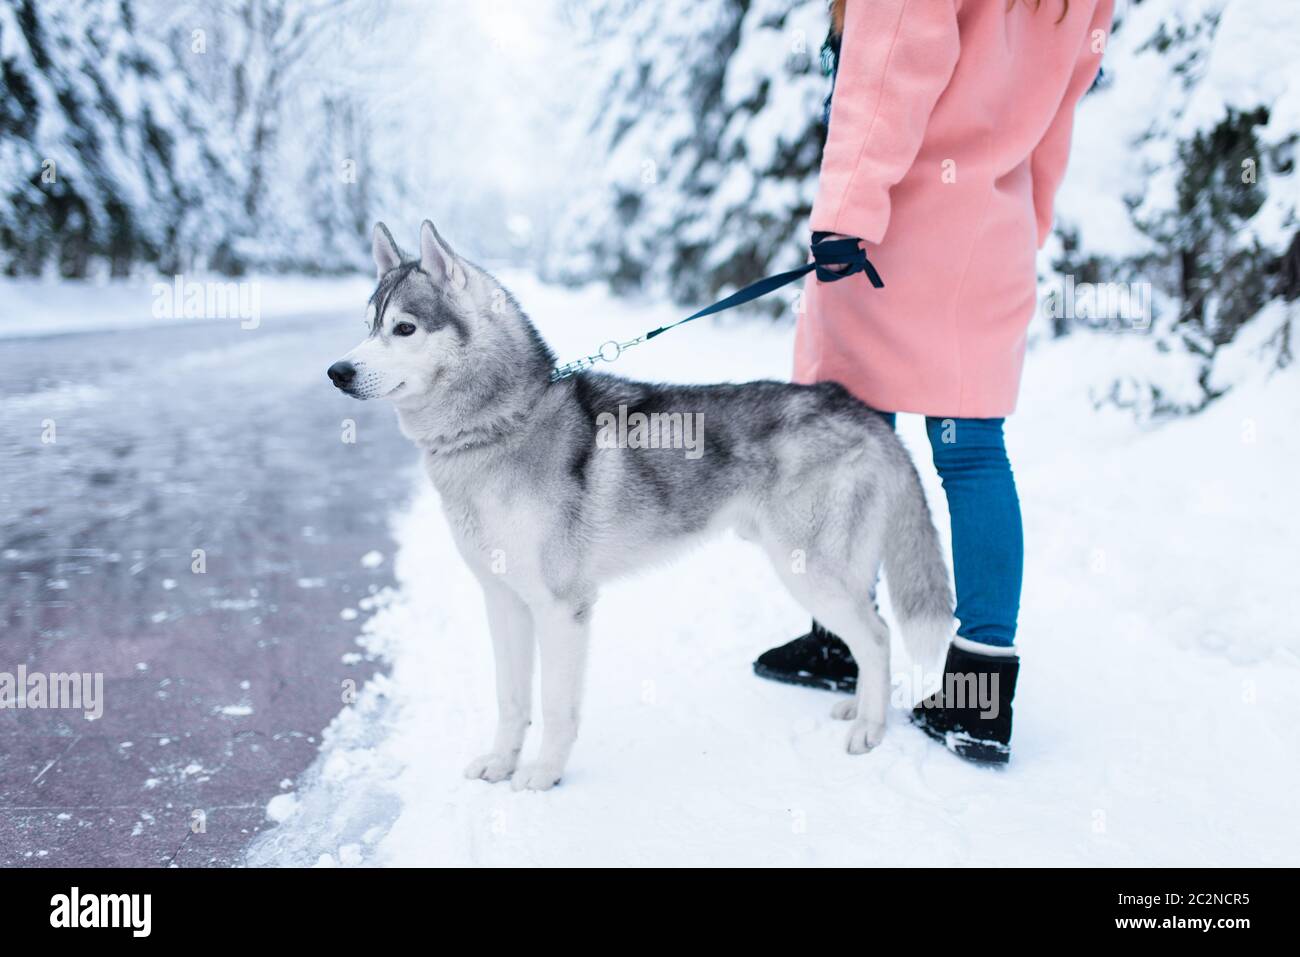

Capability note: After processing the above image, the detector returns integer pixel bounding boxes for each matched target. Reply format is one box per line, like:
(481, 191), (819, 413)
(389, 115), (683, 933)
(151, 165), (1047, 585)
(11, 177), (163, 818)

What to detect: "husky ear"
(419, 219), (465, 288)
(372, 222), (402, 278)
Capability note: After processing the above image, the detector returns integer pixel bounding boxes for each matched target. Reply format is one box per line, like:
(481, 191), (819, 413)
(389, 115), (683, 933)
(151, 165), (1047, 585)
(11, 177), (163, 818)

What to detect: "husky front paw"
(510, 762), (563, 791)
(830, 698), (857, 720)
(464, 752), (518, 783)
(845, 718), (885, 754)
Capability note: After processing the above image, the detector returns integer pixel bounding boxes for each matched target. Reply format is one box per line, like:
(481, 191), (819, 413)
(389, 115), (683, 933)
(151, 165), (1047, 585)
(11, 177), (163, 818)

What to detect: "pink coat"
(794, 0), (1113, 417)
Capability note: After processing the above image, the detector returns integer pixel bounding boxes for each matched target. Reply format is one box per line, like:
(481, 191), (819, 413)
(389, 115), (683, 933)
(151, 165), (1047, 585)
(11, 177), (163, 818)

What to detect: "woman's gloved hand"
(814, 232), (858, 273)
(810, 232), (883, 287)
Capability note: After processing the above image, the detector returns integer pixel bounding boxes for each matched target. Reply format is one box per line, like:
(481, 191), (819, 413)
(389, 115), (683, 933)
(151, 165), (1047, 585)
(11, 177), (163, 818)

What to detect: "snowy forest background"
(2, 0), (1296, 418)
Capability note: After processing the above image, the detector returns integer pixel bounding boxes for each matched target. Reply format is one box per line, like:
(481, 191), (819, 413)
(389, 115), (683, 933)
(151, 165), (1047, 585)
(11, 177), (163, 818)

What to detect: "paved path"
(0, 311), (414, 866)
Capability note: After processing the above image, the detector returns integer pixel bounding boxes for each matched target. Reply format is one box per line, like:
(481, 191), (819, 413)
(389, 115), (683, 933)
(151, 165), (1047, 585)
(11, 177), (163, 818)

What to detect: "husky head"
(328, 220), (484, 403)
(328, 220), (556, 452)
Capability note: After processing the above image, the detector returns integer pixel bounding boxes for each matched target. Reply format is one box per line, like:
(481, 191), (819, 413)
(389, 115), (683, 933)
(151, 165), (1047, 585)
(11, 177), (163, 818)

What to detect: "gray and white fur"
(328, 220), (954, 790)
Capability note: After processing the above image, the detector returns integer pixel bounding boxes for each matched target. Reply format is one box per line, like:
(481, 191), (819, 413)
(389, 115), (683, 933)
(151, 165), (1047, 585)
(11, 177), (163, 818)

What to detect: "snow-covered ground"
(247, 272), (1299, 867)
(0, 274), (372, 339)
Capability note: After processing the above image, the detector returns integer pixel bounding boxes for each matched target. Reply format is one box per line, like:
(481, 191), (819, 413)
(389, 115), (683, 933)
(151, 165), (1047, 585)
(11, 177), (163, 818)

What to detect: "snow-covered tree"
(143, 0), (389, 273)
(0, 0), (414, 276)
(0, 0), (238, 276)
(3, 0), (588, 278)
(547, 0), (831, 317)
(1045, 0), (1297, 417)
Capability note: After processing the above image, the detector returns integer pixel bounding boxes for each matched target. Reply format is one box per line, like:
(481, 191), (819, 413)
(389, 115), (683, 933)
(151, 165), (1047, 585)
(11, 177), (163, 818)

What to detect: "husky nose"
(327, 361), (356, 387)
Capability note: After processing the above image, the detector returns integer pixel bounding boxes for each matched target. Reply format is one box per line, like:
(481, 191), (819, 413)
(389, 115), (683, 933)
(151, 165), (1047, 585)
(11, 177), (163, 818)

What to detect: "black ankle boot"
(910, 642), (1019, 765)
(753, 621), (858, 692)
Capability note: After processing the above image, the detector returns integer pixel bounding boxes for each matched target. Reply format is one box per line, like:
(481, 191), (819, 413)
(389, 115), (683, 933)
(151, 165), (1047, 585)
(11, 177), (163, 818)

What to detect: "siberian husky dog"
(328, 221), (953, 790)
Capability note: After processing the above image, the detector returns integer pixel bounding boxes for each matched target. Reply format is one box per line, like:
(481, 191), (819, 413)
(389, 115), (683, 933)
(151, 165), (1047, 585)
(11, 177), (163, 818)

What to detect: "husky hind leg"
(808, 593), (892, 753)
(759, 534), (892, 753)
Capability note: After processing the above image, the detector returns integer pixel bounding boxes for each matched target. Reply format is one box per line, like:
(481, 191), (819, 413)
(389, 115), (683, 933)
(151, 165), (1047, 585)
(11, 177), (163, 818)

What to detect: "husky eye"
(393, 321), (417, 337)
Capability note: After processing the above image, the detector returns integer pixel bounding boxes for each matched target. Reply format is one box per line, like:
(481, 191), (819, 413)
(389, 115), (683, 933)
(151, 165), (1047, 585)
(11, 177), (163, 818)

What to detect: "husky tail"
(883, 468), (954, 670)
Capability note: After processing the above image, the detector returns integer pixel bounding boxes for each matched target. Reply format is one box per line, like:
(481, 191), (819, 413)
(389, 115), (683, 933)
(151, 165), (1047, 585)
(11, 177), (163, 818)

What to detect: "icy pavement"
(0, 275), (372, 340)
(0, 306), (416, 866)
(248, 273), (1300, 867)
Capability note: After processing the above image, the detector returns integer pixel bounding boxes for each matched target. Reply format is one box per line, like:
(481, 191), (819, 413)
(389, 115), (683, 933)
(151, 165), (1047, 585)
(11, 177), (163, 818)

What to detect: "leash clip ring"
(598, 340), (623, 363)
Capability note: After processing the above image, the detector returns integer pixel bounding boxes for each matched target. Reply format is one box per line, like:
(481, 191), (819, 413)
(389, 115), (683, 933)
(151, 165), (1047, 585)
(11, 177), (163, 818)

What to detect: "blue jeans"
(878, 412), (1023, 648)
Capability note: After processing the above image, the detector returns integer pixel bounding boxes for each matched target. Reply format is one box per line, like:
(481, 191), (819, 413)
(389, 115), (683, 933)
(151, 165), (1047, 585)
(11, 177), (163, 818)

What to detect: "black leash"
(549, 232), (883, 381)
